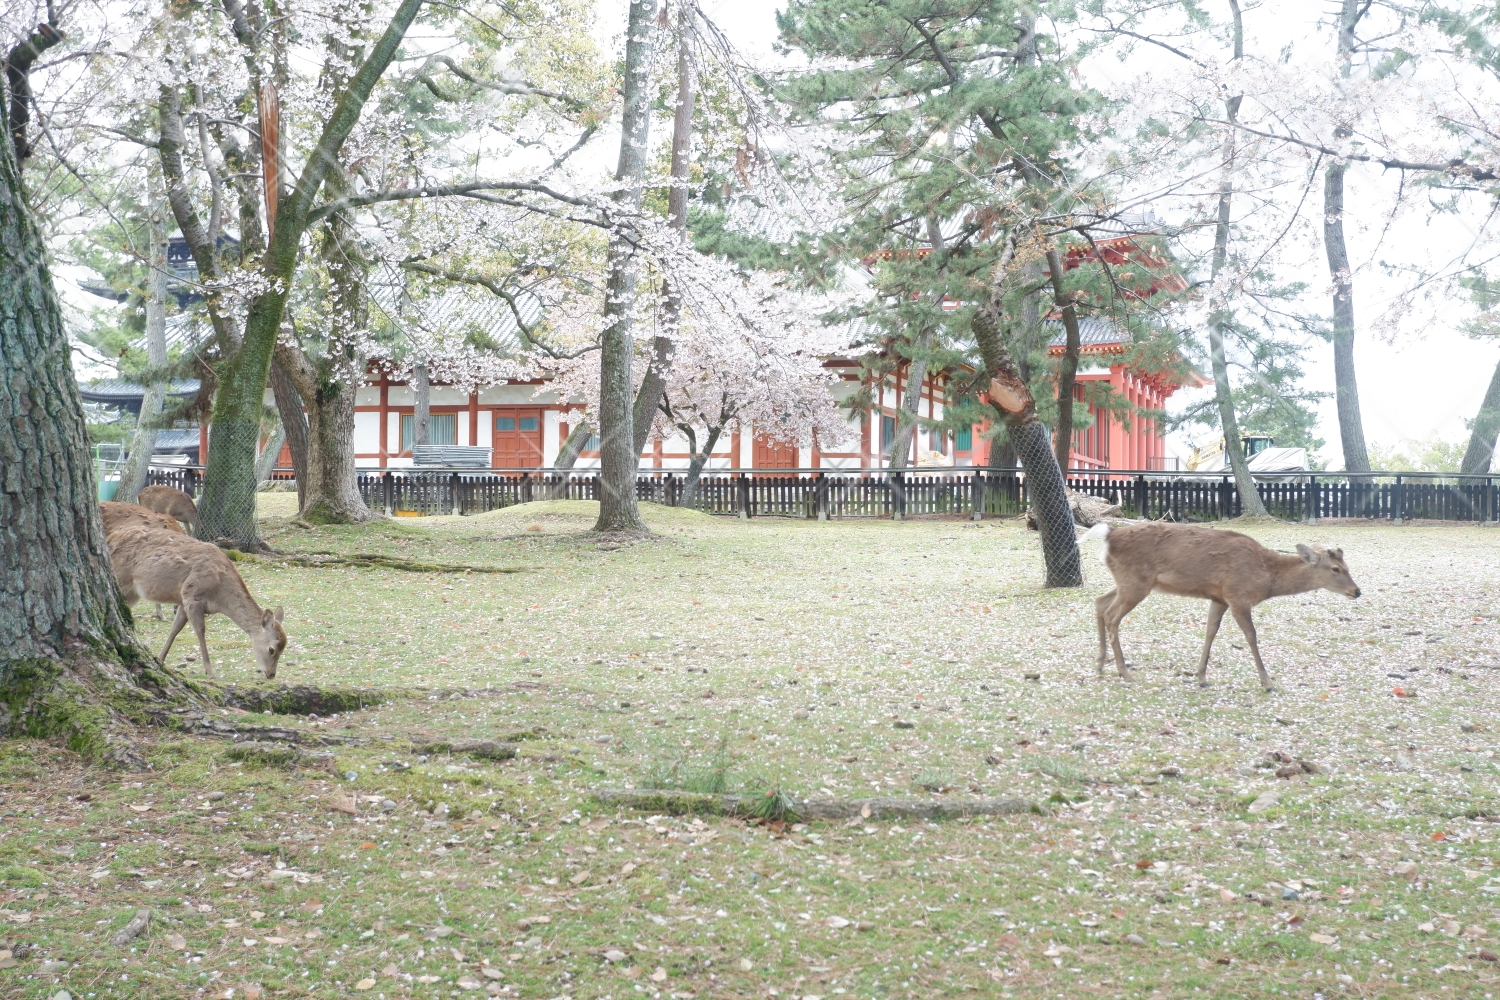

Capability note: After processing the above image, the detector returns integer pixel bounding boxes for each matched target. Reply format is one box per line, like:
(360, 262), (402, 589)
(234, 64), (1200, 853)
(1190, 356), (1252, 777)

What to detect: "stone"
(1479, 948), (1499, 962)
(39, 960), (68, 974)
(110, 908), (152, 947)
(354, 979), (376, 990)
(1308, 933), (1337, 945)
(1394, 861), (1419, 880)
(1281, 888), (1299, 901)
(1247, 789), (1281, 814)
(1123, 933), (1147, 946)
(604, 950), (628, 963)
(738, 958), (753, 971)
(792, 710), (809, 721)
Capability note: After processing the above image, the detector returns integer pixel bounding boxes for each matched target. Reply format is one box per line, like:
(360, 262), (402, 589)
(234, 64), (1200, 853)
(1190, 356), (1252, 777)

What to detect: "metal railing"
(145, 466), (1500, 523)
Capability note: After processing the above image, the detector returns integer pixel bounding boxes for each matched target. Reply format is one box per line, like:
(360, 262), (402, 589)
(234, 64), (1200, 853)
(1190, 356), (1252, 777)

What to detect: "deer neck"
(1268, 554), (1320, 598)
(218, 582), (266, 636)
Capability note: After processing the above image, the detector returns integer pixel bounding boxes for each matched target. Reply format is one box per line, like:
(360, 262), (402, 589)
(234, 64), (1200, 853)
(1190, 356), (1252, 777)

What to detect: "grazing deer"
(100, 501), (183, 619)
(1083, 522), (1360, 690)
(106, 524), (286, 678)
(100, 500), (183, 538)
(137, 484), (199, 529)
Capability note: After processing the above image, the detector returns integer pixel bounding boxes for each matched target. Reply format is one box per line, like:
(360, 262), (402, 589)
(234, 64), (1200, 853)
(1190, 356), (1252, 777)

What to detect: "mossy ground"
(3, 500), (1500, 998)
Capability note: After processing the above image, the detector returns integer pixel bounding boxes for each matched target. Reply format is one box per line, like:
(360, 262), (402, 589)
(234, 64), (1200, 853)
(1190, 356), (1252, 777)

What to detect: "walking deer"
(1083, 522), (1360, 690)
(107, 524), (286, 678)
(137, 484), (198, 529)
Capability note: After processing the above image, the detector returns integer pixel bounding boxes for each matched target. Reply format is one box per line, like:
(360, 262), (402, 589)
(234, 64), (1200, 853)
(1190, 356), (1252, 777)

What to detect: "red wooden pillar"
(468, 392), (479, 447)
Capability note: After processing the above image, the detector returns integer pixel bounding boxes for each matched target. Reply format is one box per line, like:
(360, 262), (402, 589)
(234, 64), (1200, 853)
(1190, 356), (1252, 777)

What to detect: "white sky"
(594, 0), (1500, 467)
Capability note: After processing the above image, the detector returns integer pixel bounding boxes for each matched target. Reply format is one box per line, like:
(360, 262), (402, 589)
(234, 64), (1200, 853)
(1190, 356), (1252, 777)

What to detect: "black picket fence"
(145, 466), (1500, 522)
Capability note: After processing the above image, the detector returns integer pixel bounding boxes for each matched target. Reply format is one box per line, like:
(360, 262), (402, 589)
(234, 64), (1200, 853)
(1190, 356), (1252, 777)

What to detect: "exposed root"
(214, 683), (390, 716)
(267, 551), (526, 573)
(593, 789), (1042, 821)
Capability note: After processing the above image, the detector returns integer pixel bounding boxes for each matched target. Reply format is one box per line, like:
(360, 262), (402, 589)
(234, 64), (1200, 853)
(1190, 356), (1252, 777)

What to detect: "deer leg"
(153, 603), (164, 621)
(1197, 601), (1227, 685)
(1106, 588), (1149, 681)
(161, 606), (190, 662)
(1229, 604), (1273, 691)
(1094, 589), (1117, 675)
(186, 602), (214, 679)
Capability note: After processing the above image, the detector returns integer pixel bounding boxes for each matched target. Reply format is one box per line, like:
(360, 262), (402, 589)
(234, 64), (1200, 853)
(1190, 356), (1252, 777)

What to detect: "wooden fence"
(145, 467), (1500, 523)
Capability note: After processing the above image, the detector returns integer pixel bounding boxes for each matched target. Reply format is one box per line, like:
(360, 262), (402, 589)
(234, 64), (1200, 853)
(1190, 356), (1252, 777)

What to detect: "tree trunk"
(681, 425), (724, 506)
(273, 169), (374, 526)
(0, 84), (193, 767)
(885, 337), (931, 470)
(631, 5), (695, 458)
(1324, 0), (1370, 473)
(196, 0), (424, 547)
(412, 362), (431, 447)
(593, 0), (658, 535)
(1045, 249), (1081, 474)
(1461, 355), (1500, 475)
(255, 419), (286, 483)
(268, 359), (307, 507)
(1208, 0), (1269, 517)
(550, 420), (590, 498)
(972, 304), (1082, 587)
(298, 376), (369, 523)
(556, 420), (589, 470)
(118, 180), (170, 503)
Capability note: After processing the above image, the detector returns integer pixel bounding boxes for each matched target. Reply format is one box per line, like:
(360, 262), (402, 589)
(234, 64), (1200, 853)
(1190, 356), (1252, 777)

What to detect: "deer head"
(253, 607), (288, 679)
(1295, 545), (1361, 598)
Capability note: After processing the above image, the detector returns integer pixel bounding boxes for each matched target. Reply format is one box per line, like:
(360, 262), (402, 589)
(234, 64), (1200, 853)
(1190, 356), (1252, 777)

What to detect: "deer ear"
(273, 606), (284, 623)
(1330, 547), (1343, 560)
(262, 608), (276, 627)
(1296, 543), (1318, 563)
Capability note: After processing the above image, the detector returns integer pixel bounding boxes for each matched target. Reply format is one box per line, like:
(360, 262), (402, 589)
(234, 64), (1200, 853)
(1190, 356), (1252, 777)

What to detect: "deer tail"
(1081, 522), (1111, 563)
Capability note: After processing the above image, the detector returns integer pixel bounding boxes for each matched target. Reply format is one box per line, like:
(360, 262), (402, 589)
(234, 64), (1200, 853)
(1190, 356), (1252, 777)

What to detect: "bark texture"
(411, 362), (431, 447)
(1461, 355), (1500, 475)
(0, 99), (191, 766)
(197, 0), (424, 546)
(972, 304), (1082, 587)
(593, 0), (658, 534)
(630, 8), (695, 459)
(267, 360), (307, 507)
(1045, 249), (1082, 473)
(1323, 0), (1370, 473)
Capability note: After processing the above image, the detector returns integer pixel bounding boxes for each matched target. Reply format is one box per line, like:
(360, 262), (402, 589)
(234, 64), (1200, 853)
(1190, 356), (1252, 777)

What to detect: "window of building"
(956, 426), (972, 451)
(401, 413), (455, 451)
(881, 414), (896, 455)
(929, 430), (946, 455)
(584, 432), (600, 452)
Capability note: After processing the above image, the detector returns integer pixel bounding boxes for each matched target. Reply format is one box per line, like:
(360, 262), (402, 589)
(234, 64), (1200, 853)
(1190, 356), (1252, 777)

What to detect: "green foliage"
(1173, 287), (1327, 453)
(1367, 438), (1468, 473)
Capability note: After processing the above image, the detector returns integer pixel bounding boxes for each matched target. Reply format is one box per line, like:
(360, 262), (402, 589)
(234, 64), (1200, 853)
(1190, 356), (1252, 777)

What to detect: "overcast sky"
(592, 0), (1500, 467)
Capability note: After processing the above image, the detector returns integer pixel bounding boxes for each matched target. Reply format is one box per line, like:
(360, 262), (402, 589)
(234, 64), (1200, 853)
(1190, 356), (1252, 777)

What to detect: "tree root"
(266, 551), (526, 573)
(592, 789), (1043, 821)
(214, 683), (390, 716)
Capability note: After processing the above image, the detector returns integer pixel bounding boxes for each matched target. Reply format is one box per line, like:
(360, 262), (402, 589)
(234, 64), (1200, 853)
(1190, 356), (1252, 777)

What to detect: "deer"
(106, 523), (286, 679)
(1083, 521), (1361, 690)
(101, 500), (183, 538)
(100, 501), (184, 619)
(137, 484), (199, 530)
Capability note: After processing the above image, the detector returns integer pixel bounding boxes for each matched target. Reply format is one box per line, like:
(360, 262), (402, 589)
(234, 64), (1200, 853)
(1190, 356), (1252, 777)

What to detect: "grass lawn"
(4, 497), (1500, 999)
